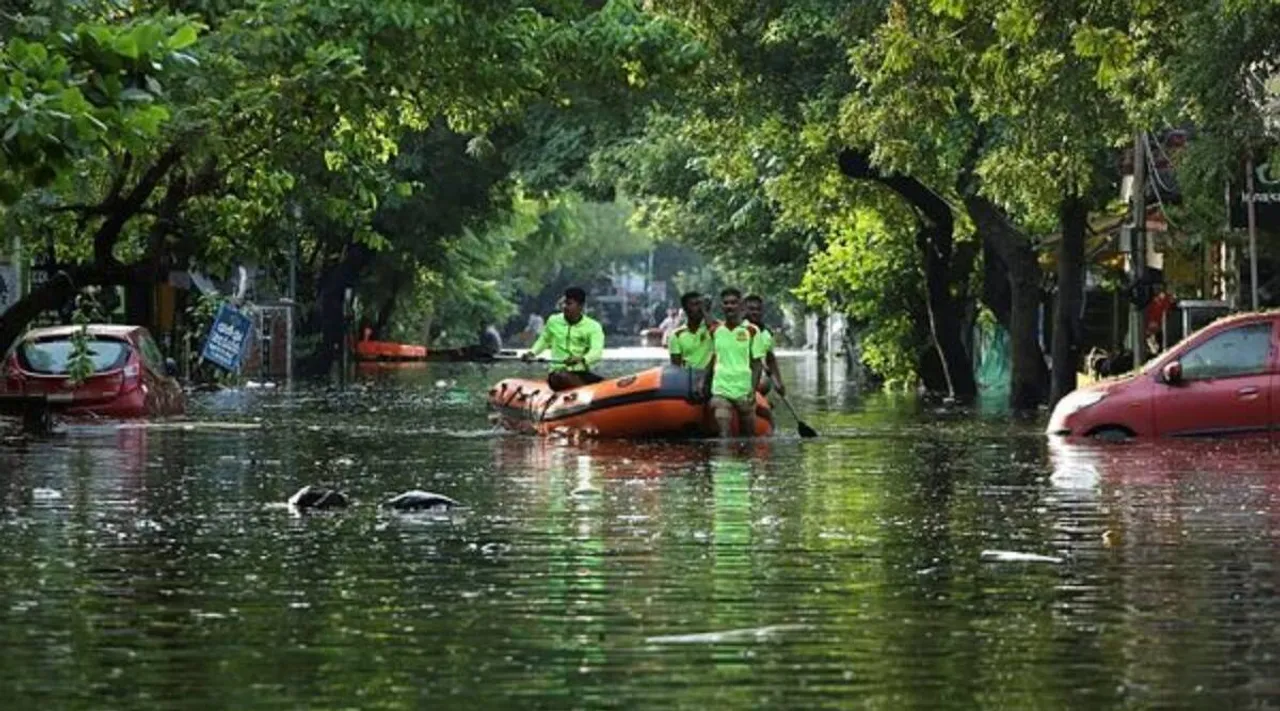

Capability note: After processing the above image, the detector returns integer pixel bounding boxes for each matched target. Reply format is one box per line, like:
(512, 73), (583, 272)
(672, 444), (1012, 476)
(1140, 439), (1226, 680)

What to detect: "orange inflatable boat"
(488, 365), (773, 438)
(354, 339), (428, 361)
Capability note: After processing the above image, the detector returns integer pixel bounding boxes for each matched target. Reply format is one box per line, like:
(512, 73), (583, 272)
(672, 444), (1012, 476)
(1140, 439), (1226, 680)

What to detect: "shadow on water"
(2, 357), (1280, 707)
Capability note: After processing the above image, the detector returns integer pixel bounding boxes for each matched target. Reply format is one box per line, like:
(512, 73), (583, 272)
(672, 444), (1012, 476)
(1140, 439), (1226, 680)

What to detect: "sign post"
(200, 303), (254, 372)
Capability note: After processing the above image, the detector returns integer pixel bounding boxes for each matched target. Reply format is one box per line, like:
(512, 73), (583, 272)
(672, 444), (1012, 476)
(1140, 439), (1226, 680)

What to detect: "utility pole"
(286, 233), (297, 386)
(1246, 156), (1260, 310)
(1131, 132), (1148, 370)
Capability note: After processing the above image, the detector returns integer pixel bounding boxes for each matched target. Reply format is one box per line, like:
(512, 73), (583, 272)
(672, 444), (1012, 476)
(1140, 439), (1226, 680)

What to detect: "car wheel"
(1090, 427), (1133, 442)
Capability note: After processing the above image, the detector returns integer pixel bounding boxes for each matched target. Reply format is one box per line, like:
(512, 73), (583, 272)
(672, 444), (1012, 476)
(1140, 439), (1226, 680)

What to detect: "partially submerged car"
(1048, 311), (1278, 440)
(0, 325), (185, 419)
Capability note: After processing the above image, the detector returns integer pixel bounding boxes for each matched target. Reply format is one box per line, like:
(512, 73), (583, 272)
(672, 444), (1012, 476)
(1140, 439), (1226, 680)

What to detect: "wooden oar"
(767, 371), (818, 438)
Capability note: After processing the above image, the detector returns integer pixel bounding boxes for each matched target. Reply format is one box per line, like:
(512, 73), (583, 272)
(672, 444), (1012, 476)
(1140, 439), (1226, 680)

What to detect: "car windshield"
(1138, 316), (1266, 375)
(18, 338), (130, 375)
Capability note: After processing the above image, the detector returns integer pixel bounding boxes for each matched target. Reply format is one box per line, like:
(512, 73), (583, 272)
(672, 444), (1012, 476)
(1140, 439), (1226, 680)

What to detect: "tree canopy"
(4, 0), (1280, 402)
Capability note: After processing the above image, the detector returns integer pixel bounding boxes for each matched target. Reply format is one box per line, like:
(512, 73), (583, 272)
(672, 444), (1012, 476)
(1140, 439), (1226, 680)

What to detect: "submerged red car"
(0, 325), (185, 418)
(1048, 311), (1280, 440)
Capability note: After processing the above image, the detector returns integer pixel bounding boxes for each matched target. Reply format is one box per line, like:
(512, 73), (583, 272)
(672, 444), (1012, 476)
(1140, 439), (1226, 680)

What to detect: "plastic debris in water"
(382, 490), (459, 512)
(980, 550), (1063, 564)
(287, 485), (350, 511)
(31, 488), (63, 501)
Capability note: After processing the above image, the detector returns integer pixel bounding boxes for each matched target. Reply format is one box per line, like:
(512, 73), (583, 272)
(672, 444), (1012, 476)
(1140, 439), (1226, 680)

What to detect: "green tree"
(0, 0), (698, 364)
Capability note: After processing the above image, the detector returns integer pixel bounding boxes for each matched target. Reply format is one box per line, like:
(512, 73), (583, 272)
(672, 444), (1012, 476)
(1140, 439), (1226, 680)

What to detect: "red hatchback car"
(1048, 311), (1280, 440)
(0, 325), (185, 418)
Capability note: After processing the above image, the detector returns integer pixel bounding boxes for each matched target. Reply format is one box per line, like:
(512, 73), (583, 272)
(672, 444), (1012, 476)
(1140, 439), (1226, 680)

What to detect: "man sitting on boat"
(522, 286), (606, 391)
(668, 290), (717, 370)
(744, 294), (785, 396)
(707, 288), (765, 437)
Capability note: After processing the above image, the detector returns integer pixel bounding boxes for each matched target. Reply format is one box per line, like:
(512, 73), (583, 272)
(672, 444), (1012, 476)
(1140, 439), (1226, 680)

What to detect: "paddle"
(767, 371), (818, 438)
(490, 352), (566, 366)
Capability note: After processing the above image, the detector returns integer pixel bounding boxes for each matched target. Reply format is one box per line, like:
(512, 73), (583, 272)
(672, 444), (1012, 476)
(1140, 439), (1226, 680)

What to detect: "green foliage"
(794, 207), (924, 384)
(7, 0), (1280, 389)
(65, 292), (106, 385)
(1, 13), (200, 202)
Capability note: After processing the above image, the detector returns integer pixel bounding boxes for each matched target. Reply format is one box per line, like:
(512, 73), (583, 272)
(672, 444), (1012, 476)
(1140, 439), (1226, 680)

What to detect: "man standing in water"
(668, 291), (717, 370)
(707, 288), (765, 437)
(523, 287), (606, 391)
(743, 294), (785, 396)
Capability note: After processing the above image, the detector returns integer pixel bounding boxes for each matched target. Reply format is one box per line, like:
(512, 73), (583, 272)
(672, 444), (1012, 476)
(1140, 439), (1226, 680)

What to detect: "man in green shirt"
(668, 290), (718, 370)
(523, 286), (606, 391)
(744, 294), (785, 396)
(707, 287), (765, 437)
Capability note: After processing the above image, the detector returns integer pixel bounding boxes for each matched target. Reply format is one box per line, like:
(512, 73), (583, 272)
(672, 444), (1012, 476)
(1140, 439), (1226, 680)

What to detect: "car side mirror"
(164, 357), (179, 378)
(1162, 360), (1182, 385)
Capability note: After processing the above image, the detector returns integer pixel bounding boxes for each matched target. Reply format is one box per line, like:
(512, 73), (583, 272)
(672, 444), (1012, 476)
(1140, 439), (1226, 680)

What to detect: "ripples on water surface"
(3, 357), (1280, 709)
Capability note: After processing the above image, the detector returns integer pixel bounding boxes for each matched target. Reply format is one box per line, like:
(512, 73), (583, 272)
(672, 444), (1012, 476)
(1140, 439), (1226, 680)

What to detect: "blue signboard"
(201, 303), (253, 372)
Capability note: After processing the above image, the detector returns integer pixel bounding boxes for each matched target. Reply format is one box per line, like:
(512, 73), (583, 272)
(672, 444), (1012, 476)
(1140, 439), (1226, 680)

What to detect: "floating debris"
(382, 490), (459, 512)
(287, 485), (350, 511)
(645, 624), (807, 645)
(980, 550), (1063, 564)
(31, 488), (63, 501)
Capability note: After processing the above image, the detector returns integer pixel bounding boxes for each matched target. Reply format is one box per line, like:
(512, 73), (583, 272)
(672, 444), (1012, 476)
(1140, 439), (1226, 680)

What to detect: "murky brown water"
(2, 355), (1280, 709)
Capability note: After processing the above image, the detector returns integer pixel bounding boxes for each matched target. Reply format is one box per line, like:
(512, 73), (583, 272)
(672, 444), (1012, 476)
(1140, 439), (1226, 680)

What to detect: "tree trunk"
(815, 311), (828, 362)
(1051, 194), (1088, 406)
(838, 149), (976, 401)
(372, 271), (407, 339)
(964, 195), (1049, 410)
(305, 242), (374, 376)
(982, 241), (1012, 330)
(915, 224), (974, 400)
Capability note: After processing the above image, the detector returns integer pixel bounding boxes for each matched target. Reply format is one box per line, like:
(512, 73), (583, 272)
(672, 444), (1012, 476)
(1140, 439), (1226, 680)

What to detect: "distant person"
(744, 294), (784, 396)
(658, 308), (681, 333)
(656, 307), (682, 347)
(668, 291), (717, 370)
(1145, 289), (1175, 355)
(523, 286), (605, 391)
(478, 324), (503, 355)
(519, 311), (545, 346)
(706, 288), (765, 437)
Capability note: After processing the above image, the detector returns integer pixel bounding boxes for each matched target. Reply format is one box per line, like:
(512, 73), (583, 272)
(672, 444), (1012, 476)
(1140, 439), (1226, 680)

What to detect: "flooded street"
(3, 355), (1280, 709)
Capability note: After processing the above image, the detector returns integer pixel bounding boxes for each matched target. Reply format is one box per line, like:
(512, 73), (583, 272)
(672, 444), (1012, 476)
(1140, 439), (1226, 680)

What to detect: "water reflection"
(5, 362), (1280, 707)
(1048, 437), (1280, 705)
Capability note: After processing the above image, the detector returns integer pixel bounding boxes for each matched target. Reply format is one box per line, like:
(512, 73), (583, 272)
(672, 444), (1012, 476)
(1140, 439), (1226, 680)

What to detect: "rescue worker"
(668, 291), (717, 370)
(743, 294), (785, 396)
(706, 288), (765, 437)
(522, 287), (605, 391)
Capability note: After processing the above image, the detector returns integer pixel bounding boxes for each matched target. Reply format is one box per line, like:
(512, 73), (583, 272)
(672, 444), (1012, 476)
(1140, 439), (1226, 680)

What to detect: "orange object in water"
(354, 340), (428, 361)
(488, 365), (773, 438)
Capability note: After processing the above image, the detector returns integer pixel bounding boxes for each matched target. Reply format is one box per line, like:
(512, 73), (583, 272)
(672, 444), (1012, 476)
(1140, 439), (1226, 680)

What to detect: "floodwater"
(3, 351), (1280, 708)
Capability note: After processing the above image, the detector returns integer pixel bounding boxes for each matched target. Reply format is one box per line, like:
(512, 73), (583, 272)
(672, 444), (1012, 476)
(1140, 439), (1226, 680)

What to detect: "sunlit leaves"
(0, 16), (201, 202)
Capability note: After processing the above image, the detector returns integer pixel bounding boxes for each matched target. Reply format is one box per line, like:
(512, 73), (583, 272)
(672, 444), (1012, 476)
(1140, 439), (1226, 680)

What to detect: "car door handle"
(1237, 386), (1261, 397)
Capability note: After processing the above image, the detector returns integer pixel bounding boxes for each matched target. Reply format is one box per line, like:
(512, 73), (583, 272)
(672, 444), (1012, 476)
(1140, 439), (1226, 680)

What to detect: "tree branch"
(92, 142), (185, 266)
(105, 152), (134, 208)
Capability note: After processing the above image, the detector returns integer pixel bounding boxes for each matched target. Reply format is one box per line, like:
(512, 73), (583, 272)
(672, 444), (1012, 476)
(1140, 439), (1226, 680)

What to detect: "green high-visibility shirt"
(668, 321), (716, 369)
(711, 321), (764, 400)
(754, 325), (774, 355)
(529, 313), (605, 372)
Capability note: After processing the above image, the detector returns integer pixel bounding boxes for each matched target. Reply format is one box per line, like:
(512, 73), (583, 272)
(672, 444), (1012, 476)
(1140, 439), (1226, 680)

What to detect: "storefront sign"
(200, 303), (253, 372)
